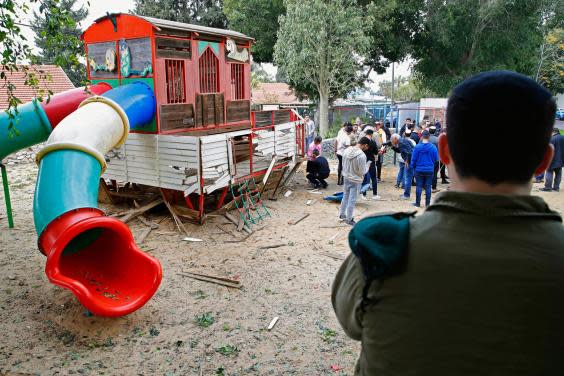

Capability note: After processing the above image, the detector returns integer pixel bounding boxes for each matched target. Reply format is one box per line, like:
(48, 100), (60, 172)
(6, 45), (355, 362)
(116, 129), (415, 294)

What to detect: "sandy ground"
(1, 160), (563, 376)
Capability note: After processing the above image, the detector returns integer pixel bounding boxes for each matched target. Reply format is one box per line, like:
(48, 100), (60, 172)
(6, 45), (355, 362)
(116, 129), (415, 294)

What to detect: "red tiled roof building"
(0, 65), (75, 110)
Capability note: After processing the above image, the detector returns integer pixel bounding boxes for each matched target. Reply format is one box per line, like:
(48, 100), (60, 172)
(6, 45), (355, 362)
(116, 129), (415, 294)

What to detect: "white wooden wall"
(103, 120), (299, 196)
(104, 133), (201, 196)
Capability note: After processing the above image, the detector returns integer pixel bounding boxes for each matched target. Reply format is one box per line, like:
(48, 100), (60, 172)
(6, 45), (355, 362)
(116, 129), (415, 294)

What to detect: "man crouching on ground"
(332, 71), (564, 375)
(339, 138), (370, 226)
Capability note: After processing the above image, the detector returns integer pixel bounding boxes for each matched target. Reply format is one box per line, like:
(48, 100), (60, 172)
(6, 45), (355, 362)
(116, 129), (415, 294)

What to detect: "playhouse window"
(230, 63), (244, 100)
(199, 48), (219, 93)
(165, 59), (186, 104)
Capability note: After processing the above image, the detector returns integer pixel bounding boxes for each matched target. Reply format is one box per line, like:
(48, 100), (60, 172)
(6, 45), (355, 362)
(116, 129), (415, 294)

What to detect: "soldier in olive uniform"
(332, 71), (564, 376)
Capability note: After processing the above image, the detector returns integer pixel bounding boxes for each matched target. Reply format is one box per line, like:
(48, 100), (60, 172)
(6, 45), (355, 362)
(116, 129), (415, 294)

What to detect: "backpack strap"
(348, 211), (415, 311)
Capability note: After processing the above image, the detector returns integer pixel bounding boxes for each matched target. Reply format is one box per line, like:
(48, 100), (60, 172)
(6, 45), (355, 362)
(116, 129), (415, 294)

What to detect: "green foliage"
(537, 28), (564, 94)
(224, 0), (285, 63)
(133, 0), (228, 28)
(1, 0), (82, 132)
(320, 327), (337, 343)
(360, 0), (423, 74)
(216, 344), (240, 356)
(195, 312), (215, 327)
(378, 76), (435, 102)
(274, 0), (370, 135)
(32, 0), (88, 86)
(411, 0), (555, 96)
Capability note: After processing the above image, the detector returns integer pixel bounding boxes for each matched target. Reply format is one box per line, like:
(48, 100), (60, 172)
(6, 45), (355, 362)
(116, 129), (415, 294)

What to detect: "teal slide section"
(33, 149), (101, 235)
(0, 100), (52, 161)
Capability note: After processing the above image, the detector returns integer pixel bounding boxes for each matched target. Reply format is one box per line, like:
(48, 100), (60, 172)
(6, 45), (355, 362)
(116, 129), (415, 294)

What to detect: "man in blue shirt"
(411, 130), (439, 207)
(390, 133), (415, 200)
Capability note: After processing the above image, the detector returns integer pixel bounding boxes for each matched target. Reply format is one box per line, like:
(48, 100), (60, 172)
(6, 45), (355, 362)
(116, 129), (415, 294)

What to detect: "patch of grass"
(222, 323), (231, 332)
(216, 367), (226, 376)
(195, 312), (215, 328)
(264, 288), (275, 295)
(192, 289), (208, 300)
(320, 327), (337, 343)
(216, 344), (240, 357)
(149, 327), (160, 337)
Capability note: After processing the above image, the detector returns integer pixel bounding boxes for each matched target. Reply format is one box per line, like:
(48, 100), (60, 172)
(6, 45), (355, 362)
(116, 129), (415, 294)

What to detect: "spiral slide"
(2, 82), (162, 317)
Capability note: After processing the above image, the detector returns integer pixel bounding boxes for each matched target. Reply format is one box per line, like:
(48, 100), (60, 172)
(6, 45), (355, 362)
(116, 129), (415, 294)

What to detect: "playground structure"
(0, 14), (304, 317)
(85, 14), (305, 223)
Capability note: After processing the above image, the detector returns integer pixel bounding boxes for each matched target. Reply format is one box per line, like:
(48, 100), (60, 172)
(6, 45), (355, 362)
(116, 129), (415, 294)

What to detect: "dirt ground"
(1, 160), (563, 375)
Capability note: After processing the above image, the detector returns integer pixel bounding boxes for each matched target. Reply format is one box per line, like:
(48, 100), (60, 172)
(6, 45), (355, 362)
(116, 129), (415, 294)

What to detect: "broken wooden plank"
(258, 243), (286, 250)
(120, 199), (164, 223)
(289, 213), (309, 226)
(161, 192), (190, 236)
(138, 215), (159, 229)
(224, 212), (252, 234)
(320, 251), (346, 260)
(216, 224), (236, 238)
(178, 272), (241, 289)
(138, 227), (154, 244)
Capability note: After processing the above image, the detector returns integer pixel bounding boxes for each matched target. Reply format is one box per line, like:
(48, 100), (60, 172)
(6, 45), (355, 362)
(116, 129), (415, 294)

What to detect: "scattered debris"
(183, 237), (203, 242)
(284, 190), (293, 198)
(267, 316), (279, 330)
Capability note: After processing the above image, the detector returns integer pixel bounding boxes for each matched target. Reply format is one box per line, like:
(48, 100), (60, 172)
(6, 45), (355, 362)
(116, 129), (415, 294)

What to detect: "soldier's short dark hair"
(314, 136), (322, 143)
(358, 137), (371, 145)
(365, 129), (374, 135)
(446, 71), (555, 184)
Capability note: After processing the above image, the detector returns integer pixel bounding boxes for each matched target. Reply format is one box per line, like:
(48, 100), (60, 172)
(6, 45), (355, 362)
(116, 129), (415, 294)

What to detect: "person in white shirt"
(304, 115), (316, 148)
(336, 123), (354, 185)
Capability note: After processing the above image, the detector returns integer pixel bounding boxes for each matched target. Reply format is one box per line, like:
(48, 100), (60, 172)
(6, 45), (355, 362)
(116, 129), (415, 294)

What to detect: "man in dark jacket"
(411, 130), (439, 207)
(360, 131), (381, 200)
(332, 71), (564, 376)
(306, 149), (330, 188)
(541, 128), (563, 192)
(390, 133), (414, 199)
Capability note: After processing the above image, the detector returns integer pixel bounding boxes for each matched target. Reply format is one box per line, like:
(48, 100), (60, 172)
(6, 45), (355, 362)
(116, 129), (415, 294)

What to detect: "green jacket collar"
(428, 191), (562, 221)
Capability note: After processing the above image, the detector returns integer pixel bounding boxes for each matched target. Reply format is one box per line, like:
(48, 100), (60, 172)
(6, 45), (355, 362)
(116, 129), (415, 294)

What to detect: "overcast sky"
(20, 0), (410, 91)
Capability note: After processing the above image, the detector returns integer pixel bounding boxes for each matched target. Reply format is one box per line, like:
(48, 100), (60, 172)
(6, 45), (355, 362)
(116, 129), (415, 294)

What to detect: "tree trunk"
(318, 87), (329, 137)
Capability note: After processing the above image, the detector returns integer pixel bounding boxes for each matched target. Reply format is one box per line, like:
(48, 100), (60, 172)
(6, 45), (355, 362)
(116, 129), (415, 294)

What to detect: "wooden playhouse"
(82, 13), (305, 223)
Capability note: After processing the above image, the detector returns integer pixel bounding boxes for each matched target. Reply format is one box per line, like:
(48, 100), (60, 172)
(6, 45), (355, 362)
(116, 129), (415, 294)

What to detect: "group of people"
(333, 70), (564, 375)
(303, 113), (450, 225)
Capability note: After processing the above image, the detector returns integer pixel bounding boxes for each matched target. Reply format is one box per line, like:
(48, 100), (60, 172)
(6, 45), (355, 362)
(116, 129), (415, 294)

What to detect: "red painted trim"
(159, 121), (251, 135)
(216, 187), (229, 209)
(184, 195), (195, 210)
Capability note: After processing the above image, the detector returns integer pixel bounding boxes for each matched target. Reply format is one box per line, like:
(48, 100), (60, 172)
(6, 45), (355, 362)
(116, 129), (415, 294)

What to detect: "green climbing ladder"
(230, 178), (270, 228)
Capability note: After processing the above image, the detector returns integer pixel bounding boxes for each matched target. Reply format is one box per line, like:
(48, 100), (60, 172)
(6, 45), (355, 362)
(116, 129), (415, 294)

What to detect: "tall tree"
(411, 0), (551, 96)
(360, 0), (423, 75)
(1, 0), (83, 133)
(32, 0), (88, 86)
(133, 0), (228, 28)
(274, 0), (369, 136)
(537, 28), (564, 94)
(224, 0), (285, 63)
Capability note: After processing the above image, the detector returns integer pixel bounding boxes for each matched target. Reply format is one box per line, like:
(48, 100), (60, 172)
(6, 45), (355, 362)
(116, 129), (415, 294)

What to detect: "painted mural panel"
(88, 41), (118, 79)
(119, 38), (153, 78)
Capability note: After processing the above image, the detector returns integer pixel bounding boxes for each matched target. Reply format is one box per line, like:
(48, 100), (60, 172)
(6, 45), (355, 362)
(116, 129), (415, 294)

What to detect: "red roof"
(252, 82), (310, 105)
(0, 65), (74, 110)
